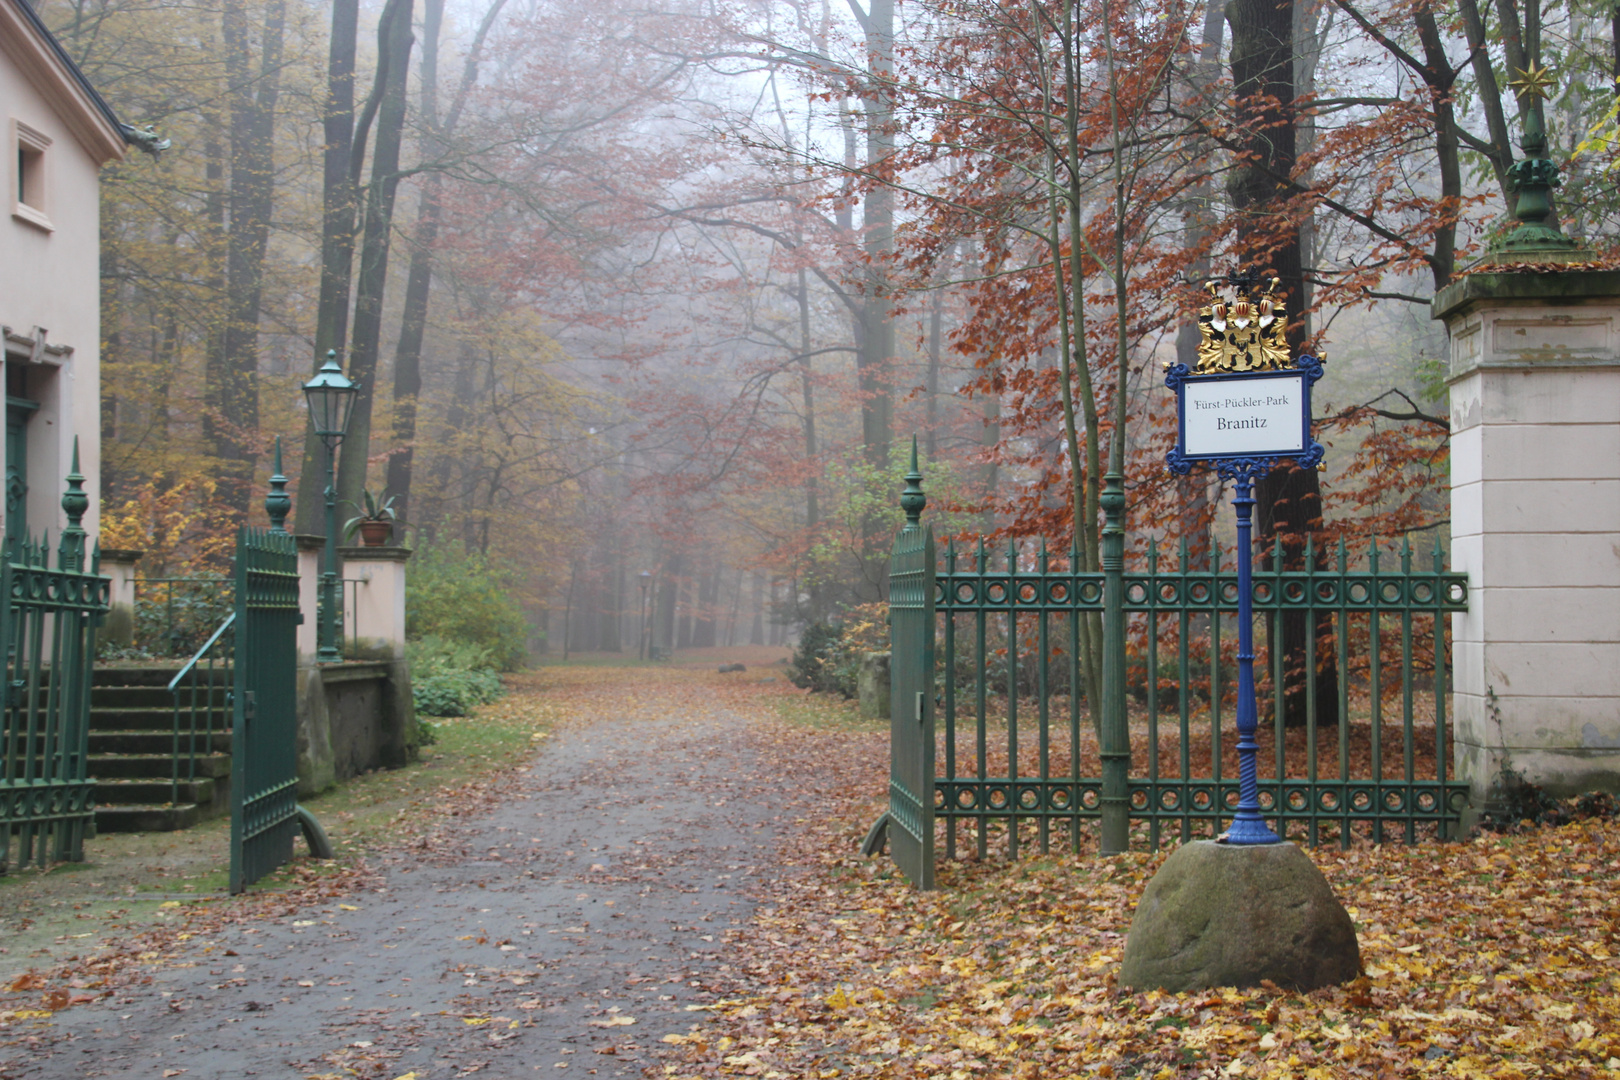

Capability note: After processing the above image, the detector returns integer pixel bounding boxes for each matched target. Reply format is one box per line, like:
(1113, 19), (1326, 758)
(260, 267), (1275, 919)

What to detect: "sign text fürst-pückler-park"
(1181, 374), (1306, 458)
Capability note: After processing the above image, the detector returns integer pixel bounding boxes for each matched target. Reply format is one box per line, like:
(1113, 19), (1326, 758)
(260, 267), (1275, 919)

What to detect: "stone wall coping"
(309, 659), (392, 684)
(99, 548), (144, 563)
(337, 545), (412, 563)
(1433, 268), (1620, 323)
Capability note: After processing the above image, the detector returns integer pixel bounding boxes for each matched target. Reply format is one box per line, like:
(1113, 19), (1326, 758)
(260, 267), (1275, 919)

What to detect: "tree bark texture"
(1228, 0), (1337, 728)
(336, 0), (414, 513)
(207, 0), (285, 520)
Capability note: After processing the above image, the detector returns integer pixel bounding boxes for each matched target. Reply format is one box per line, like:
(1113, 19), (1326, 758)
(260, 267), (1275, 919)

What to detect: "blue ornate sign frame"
(1165, 355), (1325, 479)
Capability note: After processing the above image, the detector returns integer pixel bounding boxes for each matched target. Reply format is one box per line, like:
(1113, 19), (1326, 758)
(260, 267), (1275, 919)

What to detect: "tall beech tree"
(384, 0), (510, 542)
(1227, 0), (1338, 727)
(205, 0), (286, 521)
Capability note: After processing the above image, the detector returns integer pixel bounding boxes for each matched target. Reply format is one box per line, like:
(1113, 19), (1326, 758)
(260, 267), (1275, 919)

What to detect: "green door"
(5, 397), (37, 550)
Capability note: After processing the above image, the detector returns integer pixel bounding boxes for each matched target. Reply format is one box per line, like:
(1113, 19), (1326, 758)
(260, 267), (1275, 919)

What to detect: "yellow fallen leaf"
(159, 902), (181, 909)
(463, 1016), (491, 1026)
(296, 980), (315, 987)
(339, 904), (359, 911)
(589, 1015), (636, 1027)
(824, 987), (851, 1011)
(391, 1074), (419, 1080)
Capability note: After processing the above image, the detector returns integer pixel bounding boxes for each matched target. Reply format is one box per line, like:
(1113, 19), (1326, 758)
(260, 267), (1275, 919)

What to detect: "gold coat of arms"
(1195, 277), (1292, 373)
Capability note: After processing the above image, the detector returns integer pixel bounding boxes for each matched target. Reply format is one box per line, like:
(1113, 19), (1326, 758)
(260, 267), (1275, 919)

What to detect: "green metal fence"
(0, 451), (110, 871)
(887, 462), (1471, 883)
(230, 526), (302, 893)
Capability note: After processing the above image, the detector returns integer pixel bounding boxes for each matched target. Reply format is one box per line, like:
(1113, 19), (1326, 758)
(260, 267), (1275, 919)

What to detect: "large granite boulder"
(1119, 840), (1360, 993)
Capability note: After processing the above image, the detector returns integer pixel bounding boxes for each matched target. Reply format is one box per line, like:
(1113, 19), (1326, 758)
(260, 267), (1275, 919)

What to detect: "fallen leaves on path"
(656, 679), (1620, 1079)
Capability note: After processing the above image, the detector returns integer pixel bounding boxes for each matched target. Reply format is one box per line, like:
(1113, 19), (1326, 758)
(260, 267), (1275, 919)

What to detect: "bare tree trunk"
(925, 256), (946, 462)
(749, 570), (765, 646)
(1229, 0), (1337, 729)
(655, 554), (681, 656)
(851, 0), (895, 470)
(1172, 0), (1224, 572)
(676, 573), (694, 650)
(385, 0), (507, 538)
(691, 562), (716, 648)
(297, 0), (360, 534)
(207, 0), (286, 520)
(337, 0), (415, 511)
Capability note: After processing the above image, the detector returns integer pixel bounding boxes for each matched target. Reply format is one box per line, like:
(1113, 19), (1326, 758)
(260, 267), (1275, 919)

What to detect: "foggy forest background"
(50, 0), (1620, 658)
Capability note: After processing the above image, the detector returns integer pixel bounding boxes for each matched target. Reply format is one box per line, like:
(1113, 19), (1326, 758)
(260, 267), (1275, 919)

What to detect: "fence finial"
(59, 436), (88, 571)
(901, 436), (926, 526)
(266, 436), (291, 534)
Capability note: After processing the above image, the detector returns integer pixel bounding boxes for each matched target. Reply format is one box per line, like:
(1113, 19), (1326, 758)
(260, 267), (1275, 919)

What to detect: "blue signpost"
(1165, 278), (1325, 845)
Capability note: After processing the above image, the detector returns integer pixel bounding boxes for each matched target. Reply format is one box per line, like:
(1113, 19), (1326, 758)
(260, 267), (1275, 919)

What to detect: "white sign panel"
(1182, 373), (1306, 458)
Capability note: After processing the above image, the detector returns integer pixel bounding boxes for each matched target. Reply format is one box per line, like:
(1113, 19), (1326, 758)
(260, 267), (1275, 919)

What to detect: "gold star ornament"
(1508, 62), (1556, 101)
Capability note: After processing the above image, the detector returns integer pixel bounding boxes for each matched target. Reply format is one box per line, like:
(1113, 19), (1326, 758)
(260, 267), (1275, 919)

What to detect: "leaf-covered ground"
(661, 687), (1620, 1080)
(2, 661), (1616, 1079)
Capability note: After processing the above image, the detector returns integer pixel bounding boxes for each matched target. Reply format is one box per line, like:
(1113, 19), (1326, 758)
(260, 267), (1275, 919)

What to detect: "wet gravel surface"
(2, 699), (779, 1079)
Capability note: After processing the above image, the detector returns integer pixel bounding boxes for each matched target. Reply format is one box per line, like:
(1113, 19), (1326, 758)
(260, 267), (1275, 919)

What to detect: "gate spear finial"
(901, 435), (926, 527)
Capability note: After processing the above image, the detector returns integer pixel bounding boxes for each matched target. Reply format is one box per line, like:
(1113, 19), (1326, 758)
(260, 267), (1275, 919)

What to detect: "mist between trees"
(73, 0), (1615, 664)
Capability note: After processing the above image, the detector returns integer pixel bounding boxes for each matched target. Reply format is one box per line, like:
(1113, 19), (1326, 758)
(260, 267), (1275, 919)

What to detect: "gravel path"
(2, 682), (782, 1079)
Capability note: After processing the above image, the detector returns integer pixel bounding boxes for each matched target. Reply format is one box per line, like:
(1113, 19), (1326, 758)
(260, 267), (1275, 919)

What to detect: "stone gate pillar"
(1432, 268), (1620, 806)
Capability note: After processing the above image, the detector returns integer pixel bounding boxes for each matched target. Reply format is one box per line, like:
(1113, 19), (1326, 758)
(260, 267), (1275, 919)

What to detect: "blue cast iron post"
(1099, 470), (1130, 855)
(1224, 467), (1280, 845)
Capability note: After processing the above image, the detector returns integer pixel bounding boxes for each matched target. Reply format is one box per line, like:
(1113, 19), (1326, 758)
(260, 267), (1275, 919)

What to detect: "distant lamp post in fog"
(637, 571), (652, 661)
(302, 350), (357, 663)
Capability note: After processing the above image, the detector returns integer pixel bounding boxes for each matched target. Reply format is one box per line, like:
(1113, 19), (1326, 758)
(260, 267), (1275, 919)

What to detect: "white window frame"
(12, 120), (54, 233)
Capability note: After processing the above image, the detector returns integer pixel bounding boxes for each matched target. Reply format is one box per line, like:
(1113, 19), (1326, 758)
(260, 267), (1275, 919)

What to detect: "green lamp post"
(302, 350), (357, 663)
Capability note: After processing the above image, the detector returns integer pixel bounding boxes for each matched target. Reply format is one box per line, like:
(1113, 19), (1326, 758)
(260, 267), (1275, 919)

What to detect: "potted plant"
(342, 489), (401, 547)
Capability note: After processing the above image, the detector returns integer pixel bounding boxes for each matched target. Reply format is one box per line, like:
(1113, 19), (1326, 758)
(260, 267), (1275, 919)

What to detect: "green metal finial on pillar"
(1493, 60), (1581, 258)
(265, 436), (291, 534)
(901, 436), (926, 527)
(59, 437), (88, 572)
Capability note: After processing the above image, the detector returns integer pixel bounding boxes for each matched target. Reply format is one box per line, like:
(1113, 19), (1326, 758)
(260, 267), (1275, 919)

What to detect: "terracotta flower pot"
(356, 520), (393, 547)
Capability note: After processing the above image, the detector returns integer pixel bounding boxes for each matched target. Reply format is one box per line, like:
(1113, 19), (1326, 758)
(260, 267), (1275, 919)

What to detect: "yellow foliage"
(99, 475), (235, 575)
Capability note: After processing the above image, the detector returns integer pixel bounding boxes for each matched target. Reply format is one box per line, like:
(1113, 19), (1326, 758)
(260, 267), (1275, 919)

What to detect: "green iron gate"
(0, 448), (109, 871)
(885, 450), (937, 889)
(230, 525), (302, 893)
(885, 460), (1470, 886)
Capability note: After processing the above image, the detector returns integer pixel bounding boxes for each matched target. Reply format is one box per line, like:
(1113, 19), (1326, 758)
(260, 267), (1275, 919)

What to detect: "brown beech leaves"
(660, 681), (1620, 1080)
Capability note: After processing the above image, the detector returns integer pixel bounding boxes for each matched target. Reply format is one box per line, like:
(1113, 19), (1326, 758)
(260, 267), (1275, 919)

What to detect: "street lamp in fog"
(637, 571), (652, 661)
(302, 350), (357, 663)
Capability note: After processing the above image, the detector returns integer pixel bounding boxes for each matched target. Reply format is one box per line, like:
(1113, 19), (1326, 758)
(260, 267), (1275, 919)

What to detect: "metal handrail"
(167, 612), (235, 694)
(170, 612), (235, 807)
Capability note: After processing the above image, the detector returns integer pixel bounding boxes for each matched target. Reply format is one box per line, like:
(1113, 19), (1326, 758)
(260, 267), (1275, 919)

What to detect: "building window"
(11, 122), (52, 232)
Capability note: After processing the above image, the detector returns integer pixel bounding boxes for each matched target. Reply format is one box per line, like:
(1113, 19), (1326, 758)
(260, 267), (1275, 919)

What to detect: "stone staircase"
(91, 665), (231, 833)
